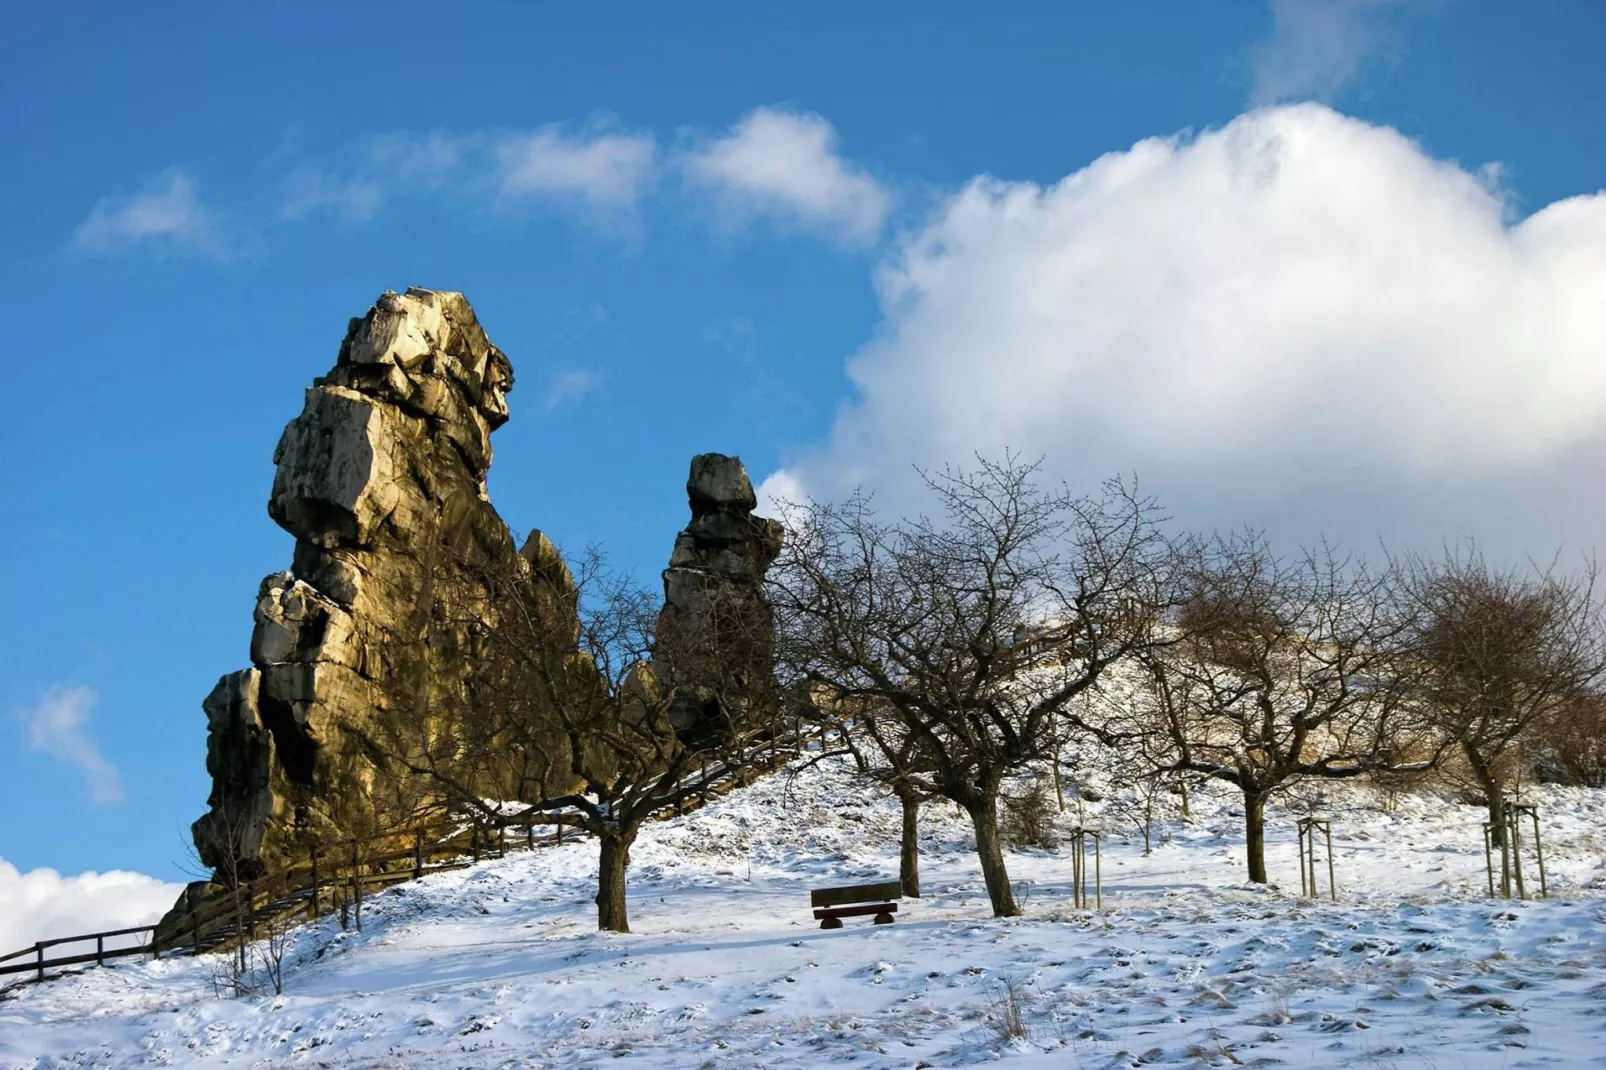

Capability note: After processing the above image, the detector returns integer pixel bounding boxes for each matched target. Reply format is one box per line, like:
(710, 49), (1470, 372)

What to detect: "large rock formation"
(190, 288), (577, 878)
(656, 454), (784, 743)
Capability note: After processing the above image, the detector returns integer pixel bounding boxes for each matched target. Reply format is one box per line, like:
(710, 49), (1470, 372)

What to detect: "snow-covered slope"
(5, 755), (1606, 1068)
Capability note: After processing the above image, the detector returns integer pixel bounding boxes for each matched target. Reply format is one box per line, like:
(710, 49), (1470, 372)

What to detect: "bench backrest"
(810, 880), (903, 908)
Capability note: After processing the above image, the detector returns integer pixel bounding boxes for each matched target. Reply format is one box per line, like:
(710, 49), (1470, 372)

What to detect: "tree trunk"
(1244, 790), (1269, 884)
(898, 789), (921, 898)
(596, 832), (632, 933)
(964, 795), (1019, 917)
(1050, 732), (1065, 812)
(1466, 743), (1506, 846)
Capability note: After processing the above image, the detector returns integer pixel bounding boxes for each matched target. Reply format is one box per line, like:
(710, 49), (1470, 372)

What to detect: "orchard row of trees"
(768, 455), (1606, 914)
(356, 453), (1606, 929)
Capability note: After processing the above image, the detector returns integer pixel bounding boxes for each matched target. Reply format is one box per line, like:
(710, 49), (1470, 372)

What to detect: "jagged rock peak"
(687, 452), (758, 515)
(520, 528), (577, 597)
(338, 287), (514, 432)
(668, 453), (782, 583)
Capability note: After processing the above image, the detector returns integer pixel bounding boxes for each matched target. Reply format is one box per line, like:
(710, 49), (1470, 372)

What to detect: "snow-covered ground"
(5, 755), (1606, 1068)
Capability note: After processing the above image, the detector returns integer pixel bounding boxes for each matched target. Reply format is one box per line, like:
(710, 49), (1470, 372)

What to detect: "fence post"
(351, 839), (362, 933)
(1482, 825), (1496, 897)
(1499, 818), (1512, 898)
(1094, 831), (1102, 909)
(246, 879), (258, 941)
(414, 828), (424, 881)
(1324, 823), (1335, 902)
(36, 942), (44, 984)
(188, 885), (201, 954)
(1530, 809), (1548, 899)
(1070, 829), (1084, 908)
(96, 935), (104, 966)
(310, 846), (321, 920)
(1507, 805), (1528, 900)
(526, 821), (534, 851)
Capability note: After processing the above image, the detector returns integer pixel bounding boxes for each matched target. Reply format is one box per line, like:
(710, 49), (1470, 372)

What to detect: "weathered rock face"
(191, 288), (575, 878)
(656, 454), (783, 742)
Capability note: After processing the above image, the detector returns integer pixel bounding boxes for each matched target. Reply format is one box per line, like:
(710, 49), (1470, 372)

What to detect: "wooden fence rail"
(0, 925), (161, 982)
(1, 733), (797, 988)
(0, 816), (585, 987)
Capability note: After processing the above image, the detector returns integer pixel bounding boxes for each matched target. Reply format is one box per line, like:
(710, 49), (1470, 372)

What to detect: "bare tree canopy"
(768, 454), (1170, 916)
(1118, 532), (1422, 883)
(1396, 543), (1606, 834)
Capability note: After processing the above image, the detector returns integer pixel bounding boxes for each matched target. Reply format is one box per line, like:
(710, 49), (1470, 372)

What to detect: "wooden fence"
(1, 738), (793, 987)
(0, 926), (162, 985)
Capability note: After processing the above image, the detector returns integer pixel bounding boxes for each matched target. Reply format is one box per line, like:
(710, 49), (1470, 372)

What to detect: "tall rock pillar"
(189, 288), (576, 879)
(656, 454), (783, 745)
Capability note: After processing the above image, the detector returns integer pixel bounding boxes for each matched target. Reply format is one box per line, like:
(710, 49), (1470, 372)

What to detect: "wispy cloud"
(542, 369), (598, 413)
(82, 111), (881, 255)
(18, 685), (122, 806)
(681, 107), (891, 247)
(71, 169), (233, 259)
(279, 124), (657, 224)
(281, 132), (471, 222)
(496, 127), (657, 210)
(1250, 0), (1411, 106)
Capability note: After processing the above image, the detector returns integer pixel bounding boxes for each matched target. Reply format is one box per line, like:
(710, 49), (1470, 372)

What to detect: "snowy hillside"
(5, 754), (1606, 1069)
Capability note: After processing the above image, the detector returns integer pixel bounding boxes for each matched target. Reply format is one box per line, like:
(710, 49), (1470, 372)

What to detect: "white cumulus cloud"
(18, 686), (123, 806)
(761, 104), (1606, 556)
(0, 859), (183, 956)
(72, 170), (232, 258)
(682, 107), (891, 246)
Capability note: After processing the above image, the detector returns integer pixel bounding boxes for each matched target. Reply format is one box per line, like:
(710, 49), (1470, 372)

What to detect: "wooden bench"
(810, 880), (903, 929)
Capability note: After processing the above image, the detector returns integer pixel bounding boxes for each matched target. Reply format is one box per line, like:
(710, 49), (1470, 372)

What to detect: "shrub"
(1002, 782), (1059, 849)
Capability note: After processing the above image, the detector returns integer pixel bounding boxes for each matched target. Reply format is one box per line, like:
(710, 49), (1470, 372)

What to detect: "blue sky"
(2, 0), (1604, 908)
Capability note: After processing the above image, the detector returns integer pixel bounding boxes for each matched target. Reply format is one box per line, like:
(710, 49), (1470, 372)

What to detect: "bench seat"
(813, 902), (898, 927)
(809, 879), (904, 929)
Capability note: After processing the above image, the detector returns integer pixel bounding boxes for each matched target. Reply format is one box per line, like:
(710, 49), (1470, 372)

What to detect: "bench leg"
(820, 917), (843, 930)
(873, 912), (895, 925)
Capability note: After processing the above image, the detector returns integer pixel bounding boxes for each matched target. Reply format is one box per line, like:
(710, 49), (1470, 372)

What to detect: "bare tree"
(1537, 692), (1606, 788)
(1397, 544), (1606, 833)
(1126, 532), (1423, 883)
(802, 698), (937, 898)
(1102, 768), (1178, 856)
(522, 555), (777, 933)
(362, 542), (774, 933)
(253, 909), (294, 996)
(769, 454), (1169, 917)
